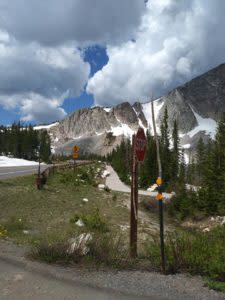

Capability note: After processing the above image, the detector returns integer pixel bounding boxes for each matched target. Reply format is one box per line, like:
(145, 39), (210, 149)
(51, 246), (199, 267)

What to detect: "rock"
(203, 227), (210, 233)
(101, 170), (110, 178)
(221, 216), (225, 225)
(67, 233), (92, 255)
(83, 198), (88, 203)
(23, 230), (29, 235)
(75, 219), (84, 227)
(98, 184), (105, 190)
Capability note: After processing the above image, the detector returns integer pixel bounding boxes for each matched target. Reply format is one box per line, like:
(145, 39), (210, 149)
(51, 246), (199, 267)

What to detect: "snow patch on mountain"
(142, 98), (164, 134)
(104, 108), (111, 113)
(34, 122), (59, 130)
(187, 110), (217, 138)
(132, 106), (148, 132)
(110, 123), (134, 138)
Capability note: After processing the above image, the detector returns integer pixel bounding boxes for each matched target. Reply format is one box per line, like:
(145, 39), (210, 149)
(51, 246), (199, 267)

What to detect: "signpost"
(73, 145), (79, 173)
(130, 127), (147, 258)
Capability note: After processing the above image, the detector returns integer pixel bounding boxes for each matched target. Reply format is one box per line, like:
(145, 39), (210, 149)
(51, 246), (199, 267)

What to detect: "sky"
(0, 0), (225, 125)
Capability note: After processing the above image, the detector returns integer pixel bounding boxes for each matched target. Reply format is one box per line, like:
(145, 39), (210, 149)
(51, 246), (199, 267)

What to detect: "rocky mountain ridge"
(43, 63), (225, 156)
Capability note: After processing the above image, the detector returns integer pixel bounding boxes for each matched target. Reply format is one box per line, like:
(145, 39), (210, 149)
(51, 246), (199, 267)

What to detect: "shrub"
(70, 209), (108, 233)
(145, 226), (225, 281)
(0, 224), (7, 239)
(104, 186), (110, 193)
(112, 194), (117, 201)
(87, 233), (132, 268)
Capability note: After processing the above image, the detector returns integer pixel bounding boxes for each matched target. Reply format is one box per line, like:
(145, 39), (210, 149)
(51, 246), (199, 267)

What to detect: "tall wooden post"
(130, 134), (138, 258)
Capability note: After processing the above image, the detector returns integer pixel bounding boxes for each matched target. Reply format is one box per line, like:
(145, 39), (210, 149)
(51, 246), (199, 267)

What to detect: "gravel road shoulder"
(0, 240), (224, 300)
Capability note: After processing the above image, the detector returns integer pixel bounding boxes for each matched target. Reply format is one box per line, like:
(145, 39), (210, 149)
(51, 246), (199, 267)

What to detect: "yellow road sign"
(73, 145), (79, 153)
(73, 153), (79, 159)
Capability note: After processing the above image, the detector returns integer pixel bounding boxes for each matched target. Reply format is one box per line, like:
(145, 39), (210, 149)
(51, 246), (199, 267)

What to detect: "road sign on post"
(135, 127), (147, 162)
(73, 145), (79, 153)
(130, 128), (147, 258)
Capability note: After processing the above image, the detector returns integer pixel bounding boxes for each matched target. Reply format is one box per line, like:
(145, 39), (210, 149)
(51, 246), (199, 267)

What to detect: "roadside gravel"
(0, 240), (224, 300)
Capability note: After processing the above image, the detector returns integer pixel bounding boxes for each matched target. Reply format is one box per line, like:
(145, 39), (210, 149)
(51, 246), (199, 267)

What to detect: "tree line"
(107, 108), (225, 218)
(0, 123), (51, 162)
(107, 107), (181, 187)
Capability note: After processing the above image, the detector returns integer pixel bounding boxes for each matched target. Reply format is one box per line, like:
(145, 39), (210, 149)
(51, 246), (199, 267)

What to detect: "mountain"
(44, 63), (225, 156)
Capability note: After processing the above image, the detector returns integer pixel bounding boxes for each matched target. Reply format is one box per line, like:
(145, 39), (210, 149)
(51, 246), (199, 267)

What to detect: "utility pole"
(151, 98), (166, 274)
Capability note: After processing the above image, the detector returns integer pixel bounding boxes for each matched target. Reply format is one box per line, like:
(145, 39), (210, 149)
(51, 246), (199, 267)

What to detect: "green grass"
(145, 226), (225, 290)
(0, 163), (130, 245)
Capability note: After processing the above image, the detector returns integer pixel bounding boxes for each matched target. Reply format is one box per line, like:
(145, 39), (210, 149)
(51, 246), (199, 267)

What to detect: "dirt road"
(105, 165), (172, 199)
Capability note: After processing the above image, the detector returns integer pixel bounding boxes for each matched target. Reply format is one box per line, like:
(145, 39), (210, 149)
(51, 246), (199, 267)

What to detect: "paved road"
(0, 165), (47, 180)
(105, 165), (172, 199)
(0, 258), (154, 300)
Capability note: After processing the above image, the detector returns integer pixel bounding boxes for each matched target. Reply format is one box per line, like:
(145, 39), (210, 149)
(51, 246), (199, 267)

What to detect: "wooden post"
(130, 134), (138, 258)
(73, 158), (76, 174)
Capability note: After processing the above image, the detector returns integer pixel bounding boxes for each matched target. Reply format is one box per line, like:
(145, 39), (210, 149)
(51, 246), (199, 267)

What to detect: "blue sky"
(60, 46), (109, 118)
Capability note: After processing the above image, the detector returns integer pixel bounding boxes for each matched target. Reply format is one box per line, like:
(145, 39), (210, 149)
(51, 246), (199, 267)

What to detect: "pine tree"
(196, 137), (206, 185)
(171, 119), (180, 179)
(39, 130), (51, 163)
(160, 106), (171, 183)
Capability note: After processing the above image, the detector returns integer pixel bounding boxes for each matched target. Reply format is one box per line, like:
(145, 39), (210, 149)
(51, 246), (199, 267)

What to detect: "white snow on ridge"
(187, 110), (217, 139)
(111, 123), (134, 138)
(34, 122), (59, 130)
(132, 107), (148, 132)
(104, 107), (111, 113)
(142, 98), (164, 134)
(0, 156), (44, 167)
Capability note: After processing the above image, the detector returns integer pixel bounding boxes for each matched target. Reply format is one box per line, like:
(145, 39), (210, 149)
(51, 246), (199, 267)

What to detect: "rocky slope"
(45, 63), (225, 156)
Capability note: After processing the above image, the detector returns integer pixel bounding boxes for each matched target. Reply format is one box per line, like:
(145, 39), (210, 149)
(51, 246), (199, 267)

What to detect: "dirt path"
(105, 165), (172, 199)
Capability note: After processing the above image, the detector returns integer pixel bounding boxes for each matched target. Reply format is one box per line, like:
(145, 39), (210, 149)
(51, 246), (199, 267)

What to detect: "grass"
(0, 163), (145, 246)
(145, 226), (225, 291)
(1, 165), (224, 293)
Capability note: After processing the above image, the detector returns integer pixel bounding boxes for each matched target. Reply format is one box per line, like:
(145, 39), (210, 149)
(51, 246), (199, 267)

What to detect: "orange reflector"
(156, 193), (163, 201)
(156, 177), (162, 186)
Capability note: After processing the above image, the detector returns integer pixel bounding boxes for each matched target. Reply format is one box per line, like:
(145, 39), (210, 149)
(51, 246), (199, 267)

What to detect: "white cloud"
(20, 94), (67, 123)
(87, 0), (225, 106)
(0, 0), (146, 123)
(0, 35), (90, 123)
(0, 0), (146, 46)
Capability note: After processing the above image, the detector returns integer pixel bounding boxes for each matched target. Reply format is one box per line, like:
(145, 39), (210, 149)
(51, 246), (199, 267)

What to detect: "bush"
(145, 226), (225, 281)
(104, 186), (110, 193)
(31, 239), (85, 264)
(87, 233), (132, 268)
(0, 224), (7, 239)
(70, 209), (109, 233)
(112, 193), (117, 201)
(31, 233), (132, 268)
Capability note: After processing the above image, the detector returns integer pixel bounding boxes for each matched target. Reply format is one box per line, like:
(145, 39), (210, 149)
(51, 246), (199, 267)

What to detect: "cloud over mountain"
(87, 0), (225, 106)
